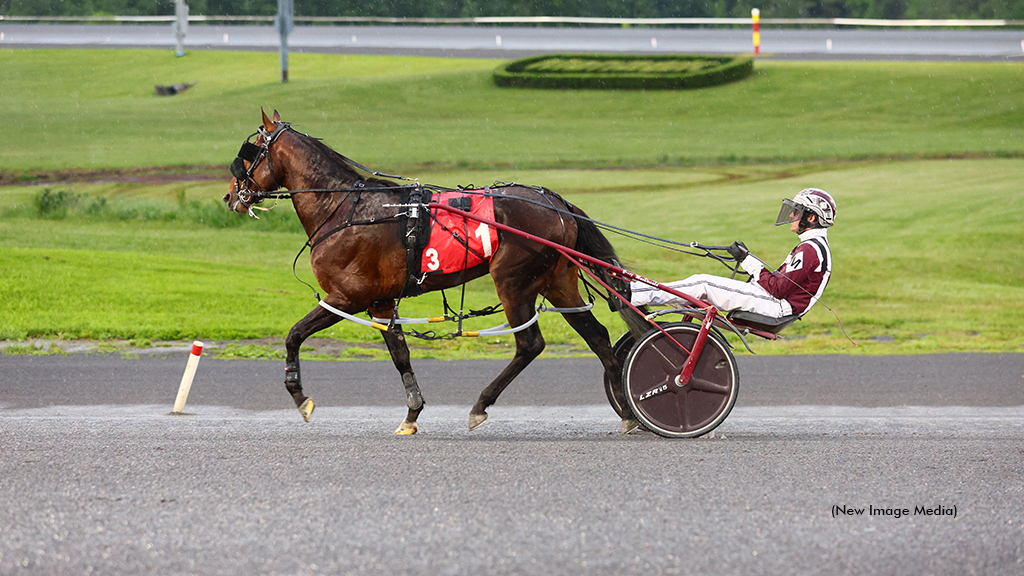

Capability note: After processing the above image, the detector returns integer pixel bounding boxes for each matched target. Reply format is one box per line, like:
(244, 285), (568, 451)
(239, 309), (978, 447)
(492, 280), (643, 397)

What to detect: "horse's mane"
(297, 132), (397, 189)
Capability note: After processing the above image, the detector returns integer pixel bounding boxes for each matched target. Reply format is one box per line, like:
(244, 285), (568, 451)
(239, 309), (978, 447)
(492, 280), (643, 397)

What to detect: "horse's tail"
(567, 203), (651, 339)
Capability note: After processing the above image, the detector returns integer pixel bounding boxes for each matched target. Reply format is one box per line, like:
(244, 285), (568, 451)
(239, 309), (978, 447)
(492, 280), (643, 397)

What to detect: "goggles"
(775, 198), (805, 226)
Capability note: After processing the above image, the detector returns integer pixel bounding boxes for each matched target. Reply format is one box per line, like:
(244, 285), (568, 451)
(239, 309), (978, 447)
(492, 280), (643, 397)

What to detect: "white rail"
(1, 14), (1022, 27)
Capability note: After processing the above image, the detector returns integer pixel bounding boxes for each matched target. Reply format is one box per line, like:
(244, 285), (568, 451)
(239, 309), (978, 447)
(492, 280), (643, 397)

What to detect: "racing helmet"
(775, 188), (836, 228)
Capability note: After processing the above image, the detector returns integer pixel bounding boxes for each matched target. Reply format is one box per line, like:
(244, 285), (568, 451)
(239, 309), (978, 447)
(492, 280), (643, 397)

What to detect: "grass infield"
(0, 49), (1022, 358)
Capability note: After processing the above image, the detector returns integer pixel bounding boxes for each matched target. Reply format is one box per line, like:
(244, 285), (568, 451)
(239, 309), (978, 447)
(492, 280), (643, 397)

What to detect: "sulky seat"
(726, 310), (801, 335)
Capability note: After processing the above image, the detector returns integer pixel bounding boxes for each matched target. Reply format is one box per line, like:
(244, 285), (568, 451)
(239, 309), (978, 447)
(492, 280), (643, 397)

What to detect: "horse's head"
(224, 109), (292, 218)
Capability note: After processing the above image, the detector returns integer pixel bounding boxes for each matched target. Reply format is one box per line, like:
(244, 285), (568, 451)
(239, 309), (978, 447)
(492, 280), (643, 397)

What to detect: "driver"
(630, 188), (836, 319)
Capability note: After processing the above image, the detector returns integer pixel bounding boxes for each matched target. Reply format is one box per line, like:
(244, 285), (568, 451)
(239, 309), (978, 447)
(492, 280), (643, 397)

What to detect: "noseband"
(229, 122), (292, 217)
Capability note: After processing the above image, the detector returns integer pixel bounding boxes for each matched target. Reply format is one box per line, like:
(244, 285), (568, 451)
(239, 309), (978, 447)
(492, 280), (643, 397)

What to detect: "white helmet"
(775, 188), (836, 228)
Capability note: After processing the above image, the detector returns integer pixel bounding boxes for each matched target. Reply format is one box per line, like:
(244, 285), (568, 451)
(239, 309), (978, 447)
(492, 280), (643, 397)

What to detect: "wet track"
(2, 352), (1023, 574)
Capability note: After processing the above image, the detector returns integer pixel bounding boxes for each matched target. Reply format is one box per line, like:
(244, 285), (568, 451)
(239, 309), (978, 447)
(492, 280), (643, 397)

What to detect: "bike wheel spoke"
(677, 394), (691, 431)
(687, 375), (732, 395)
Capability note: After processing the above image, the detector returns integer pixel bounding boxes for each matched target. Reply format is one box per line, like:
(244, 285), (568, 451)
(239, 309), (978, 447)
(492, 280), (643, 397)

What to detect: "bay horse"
(224, 110), (645, 434)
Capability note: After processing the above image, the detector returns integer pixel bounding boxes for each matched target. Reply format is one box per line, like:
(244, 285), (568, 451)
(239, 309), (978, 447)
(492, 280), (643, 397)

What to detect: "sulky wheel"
(623, 322), (739, 438)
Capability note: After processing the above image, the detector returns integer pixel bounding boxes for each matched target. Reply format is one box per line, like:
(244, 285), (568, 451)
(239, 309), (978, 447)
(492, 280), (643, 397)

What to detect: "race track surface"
(1, 353), (1022, 575)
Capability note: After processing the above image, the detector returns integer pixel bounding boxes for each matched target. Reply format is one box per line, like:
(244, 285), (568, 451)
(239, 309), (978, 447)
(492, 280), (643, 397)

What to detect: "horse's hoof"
(298, 398), (315, 422)
(394, 419), (418, 435)
(620, 418), (640, 434)
(468, 413), (488, 431)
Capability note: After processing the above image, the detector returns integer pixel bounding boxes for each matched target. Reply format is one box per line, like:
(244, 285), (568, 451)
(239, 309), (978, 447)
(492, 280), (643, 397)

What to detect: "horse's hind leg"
(546, 266), (639, 433)
(560, 310), (640, 433)
(469, 301), (545, 430)
(285, 304), (342, 421)
(372, 305), (425, 435)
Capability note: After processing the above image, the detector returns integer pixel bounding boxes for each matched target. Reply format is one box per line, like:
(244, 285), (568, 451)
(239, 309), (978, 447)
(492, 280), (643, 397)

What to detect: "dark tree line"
(4, 0), (1024, 19)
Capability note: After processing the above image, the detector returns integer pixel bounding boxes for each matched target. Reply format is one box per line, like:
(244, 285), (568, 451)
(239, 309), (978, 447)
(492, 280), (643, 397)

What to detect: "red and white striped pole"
(171, 341), (204, 414)
(752, 8), (761, 55)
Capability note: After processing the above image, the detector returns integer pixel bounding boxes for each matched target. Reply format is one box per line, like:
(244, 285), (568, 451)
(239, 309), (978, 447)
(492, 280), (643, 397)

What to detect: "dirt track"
(1, 165), (226, 187)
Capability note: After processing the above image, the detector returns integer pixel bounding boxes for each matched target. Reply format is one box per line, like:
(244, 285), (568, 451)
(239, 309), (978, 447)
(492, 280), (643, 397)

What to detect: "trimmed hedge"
(494, 54), (754, 90)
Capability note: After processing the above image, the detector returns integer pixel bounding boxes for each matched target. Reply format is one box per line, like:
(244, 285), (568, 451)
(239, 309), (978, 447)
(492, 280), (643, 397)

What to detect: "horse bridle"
(229, 122), (293, 217)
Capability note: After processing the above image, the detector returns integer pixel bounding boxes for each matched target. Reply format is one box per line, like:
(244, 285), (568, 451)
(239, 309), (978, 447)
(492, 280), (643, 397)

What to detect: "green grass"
(1, 49), (1022, 174)
(2, 158), (1022, 356)
(1, 49), (1022, 357)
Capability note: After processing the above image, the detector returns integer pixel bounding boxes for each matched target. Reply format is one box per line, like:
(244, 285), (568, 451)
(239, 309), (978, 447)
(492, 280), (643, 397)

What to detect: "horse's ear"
(273, 109), (281, 123)
(261, 108), (275, 130)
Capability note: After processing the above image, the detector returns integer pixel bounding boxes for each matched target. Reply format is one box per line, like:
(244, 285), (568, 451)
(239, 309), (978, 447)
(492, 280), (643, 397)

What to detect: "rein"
(230, 122), (420, 216)
(230, 122), (737, 266)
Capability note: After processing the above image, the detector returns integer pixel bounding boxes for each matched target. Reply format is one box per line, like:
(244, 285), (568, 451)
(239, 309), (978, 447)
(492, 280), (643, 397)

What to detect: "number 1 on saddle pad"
(421, 191), (500, 275)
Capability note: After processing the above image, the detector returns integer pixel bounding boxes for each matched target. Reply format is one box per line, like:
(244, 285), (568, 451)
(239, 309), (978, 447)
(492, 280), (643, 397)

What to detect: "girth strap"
(400, 186), (433, 298)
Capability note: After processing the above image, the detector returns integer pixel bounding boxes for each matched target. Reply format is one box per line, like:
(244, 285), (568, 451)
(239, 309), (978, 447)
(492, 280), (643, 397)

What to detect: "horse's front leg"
(371, 303), (426, 435)
(285, 303), (342, 421)
(380, 328), (425, 435)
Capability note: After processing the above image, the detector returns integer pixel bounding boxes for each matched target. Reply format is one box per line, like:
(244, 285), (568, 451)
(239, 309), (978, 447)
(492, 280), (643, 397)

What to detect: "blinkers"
(229, 140), (262, 181)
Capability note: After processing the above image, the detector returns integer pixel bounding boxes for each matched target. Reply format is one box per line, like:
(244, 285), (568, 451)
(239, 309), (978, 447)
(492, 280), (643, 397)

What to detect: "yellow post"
(752, 8), (761, 55)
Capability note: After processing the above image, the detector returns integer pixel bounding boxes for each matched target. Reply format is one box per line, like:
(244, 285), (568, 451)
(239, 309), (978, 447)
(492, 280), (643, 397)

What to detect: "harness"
(227, 127), (599, 340)
(400, 185), (433, 298)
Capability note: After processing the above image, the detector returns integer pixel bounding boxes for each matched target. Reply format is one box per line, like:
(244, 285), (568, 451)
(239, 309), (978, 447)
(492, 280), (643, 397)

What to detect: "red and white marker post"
(171, 341), (204, 414)
(752, 9), (761, 55)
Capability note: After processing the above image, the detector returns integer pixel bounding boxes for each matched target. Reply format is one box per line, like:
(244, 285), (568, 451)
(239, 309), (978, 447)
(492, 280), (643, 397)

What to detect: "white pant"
(630, 274), (793, 318)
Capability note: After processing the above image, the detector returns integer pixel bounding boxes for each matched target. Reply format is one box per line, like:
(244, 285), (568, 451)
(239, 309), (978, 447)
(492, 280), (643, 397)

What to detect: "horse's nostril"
(222, 193), (231, 203)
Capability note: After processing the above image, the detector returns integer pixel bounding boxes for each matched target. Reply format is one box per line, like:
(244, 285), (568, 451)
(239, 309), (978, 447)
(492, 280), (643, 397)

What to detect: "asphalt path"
(2, 352), (1023, 574)
(3, 23), (1024, 60)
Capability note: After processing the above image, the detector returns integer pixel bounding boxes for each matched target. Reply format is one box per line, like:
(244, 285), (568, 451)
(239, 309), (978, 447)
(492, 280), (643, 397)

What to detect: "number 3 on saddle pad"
(422, 191), (500, 275)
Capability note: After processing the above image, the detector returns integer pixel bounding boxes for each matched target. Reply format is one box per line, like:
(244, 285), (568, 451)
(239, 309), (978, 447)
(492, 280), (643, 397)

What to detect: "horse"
(224, 110), (646, 434)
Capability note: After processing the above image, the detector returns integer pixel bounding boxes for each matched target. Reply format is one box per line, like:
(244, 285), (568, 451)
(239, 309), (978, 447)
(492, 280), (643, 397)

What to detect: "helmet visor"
(775, 199), (804, 226)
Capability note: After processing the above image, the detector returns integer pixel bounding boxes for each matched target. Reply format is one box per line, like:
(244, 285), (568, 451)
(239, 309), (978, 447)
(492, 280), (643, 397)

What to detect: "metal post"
(276, 0), (294, 82)
(173, 0), (189, 57)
